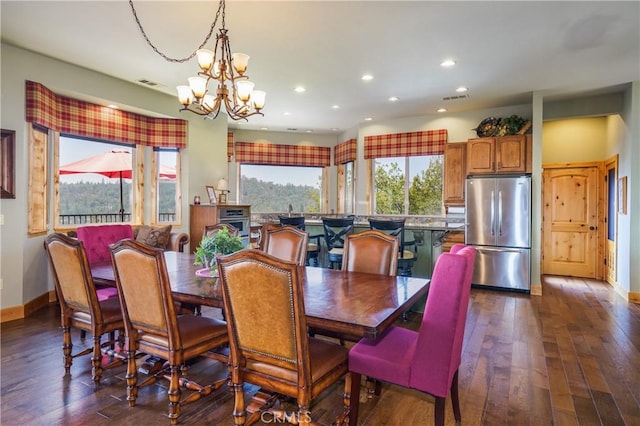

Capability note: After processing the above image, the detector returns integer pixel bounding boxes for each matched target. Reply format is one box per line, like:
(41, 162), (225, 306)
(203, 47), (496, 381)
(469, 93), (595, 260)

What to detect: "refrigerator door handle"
(490, 190), (495, 236)
(476, 246), (525, 253)
(498, 190), (503, 236)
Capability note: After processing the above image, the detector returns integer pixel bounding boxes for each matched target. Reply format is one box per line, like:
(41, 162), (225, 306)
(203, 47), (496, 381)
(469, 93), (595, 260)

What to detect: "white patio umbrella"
(59, 150), (176, 221)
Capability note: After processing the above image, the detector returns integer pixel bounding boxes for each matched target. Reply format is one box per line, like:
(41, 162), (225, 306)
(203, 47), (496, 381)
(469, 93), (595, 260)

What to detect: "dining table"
(91, 251), (430, 340)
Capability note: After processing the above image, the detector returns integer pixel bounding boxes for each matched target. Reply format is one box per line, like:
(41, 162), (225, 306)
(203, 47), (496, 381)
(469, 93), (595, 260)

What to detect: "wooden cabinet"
(442, 231), (465, 253)
(443, 142), (467, 206)
(466, 135), (529, 175)
(190, 205), (220, 254)
(189, 204), (251, 253)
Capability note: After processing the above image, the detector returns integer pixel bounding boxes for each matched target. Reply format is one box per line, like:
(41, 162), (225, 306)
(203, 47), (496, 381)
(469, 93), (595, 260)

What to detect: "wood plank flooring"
(2, 275), (639, 425)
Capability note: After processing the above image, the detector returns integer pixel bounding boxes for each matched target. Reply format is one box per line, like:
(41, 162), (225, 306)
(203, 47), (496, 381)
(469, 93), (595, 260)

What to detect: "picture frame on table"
(206, 185), (217, 204)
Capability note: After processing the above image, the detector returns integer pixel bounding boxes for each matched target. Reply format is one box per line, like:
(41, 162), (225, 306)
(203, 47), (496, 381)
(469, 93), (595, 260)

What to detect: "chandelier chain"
(128, 0), (223, 63)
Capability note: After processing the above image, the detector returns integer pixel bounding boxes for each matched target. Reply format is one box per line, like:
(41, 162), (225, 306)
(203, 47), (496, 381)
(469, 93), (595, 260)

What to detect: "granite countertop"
(252, 213), (465, 232)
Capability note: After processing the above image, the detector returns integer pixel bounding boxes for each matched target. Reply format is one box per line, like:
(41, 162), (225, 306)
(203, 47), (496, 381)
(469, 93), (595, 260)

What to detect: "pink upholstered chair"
(348, 245), (476, 426)
(77, 224), (134, 265)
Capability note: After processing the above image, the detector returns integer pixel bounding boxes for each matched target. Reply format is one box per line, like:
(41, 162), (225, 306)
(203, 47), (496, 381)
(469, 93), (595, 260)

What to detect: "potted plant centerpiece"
(194, 226), (244, 276)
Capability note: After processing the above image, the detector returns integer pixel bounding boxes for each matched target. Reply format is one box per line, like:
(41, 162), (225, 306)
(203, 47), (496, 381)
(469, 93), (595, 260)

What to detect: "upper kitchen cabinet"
(443, 142), (467, 206)
(466, 135), (530, 175)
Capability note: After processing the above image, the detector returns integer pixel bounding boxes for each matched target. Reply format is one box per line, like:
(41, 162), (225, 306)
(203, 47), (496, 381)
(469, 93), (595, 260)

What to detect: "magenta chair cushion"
(96, 287), (118, 301)
(77, 224), (134, 265)
(349, 326), (417, 387)
(349, 245), (476, 399)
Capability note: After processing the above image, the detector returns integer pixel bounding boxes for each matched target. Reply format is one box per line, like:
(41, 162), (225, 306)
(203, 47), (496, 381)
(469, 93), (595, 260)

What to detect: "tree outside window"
(374, 155), (443, 216)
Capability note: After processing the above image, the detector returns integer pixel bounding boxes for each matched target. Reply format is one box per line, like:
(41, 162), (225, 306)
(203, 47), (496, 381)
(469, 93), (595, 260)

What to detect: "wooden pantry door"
(542, 164), (602, 278)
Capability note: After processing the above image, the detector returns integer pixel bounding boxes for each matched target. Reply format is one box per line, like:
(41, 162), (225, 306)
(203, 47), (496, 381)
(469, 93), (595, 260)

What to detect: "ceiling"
(2, 1), (639, 134)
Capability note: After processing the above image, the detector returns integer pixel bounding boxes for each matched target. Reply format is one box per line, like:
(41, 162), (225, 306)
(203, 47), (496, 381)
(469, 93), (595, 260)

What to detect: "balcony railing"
(59, 213), (176, 225)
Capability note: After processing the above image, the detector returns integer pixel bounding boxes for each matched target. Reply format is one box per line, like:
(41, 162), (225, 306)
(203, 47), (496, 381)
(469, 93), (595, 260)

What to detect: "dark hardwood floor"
(2, 275), (639, 425)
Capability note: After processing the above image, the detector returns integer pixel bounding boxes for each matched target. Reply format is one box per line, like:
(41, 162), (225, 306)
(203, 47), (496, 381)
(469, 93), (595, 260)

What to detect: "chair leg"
(91, 334), (103, 386)
(232, 382), (246, 425)
(349, 372), (361, 426)
(62, 325), (73, 375)
(450, 370), (461, 423)
(434, 396), (446, 426)
(168, 365), (181, 425)
(125, 348), (139, 407)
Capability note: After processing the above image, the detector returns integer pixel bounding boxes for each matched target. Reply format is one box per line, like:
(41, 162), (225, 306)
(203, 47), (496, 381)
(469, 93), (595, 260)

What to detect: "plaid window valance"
(334, 138), (357, 165)
(235, 141), (331, 167)
(364, 129), (447, 159)
(227, 131), (234, 162)
(25, 81), (187, 148)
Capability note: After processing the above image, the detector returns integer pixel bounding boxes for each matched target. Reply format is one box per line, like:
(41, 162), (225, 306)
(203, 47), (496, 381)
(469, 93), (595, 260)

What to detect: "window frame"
(151, 147), (182, 226)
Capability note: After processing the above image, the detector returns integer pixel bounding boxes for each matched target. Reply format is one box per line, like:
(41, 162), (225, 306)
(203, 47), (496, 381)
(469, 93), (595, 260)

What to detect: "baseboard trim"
(1, 291), (56, 323)
(629, 292), (640, 304)
(530, 283), (542, 296)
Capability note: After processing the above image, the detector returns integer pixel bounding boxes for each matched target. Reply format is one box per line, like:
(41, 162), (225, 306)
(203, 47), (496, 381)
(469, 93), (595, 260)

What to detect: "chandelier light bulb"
(202, 94), (216, 110)
(232, 53), (249, 75)
(196, 49), (215, 72)
(176, 86), (194, 105)
(236, 80), (255, 103)
(188, 76), (208, 99)
(252, 90), (266, 110)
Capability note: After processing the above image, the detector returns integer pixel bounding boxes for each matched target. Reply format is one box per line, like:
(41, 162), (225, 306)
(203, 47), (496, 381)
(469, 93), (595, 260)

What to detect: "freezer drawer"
(471, 246), (530, 291)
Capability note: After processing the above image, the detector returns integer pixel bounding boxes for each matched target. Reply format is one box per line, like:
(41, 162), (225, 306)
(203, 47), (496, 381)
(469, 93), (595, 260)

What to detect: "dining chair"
(278, 216), (322, 266)
(264, 225), (309, 266)
(110, 239), (229, 425)
(368, 218), (418, 276)
(347, 245), (476, 426)
(342, 229), (399, 276)
(321, 216), (355, 269)
(203, 222), (240, 239)
(216, 249), (350, 426)
(44, 233), (125, 386)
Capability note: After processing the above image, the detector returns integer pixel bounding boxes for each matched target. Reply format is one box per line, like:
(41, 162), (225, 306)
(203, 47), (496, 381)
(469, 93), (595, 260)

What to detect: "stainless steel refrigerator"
(465, 175), (531, 292)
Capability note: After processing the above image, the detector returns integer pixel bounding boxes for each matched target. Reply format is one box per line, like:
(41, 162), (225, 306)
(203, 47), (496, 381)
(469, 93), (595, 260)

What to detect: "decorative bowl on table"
(195, 268), (218, 278)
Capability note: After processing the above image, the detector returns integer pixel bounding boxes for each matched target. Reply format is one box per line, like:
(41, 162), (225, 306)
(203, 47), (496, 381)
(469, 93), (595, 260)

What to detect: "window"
(57, 135), (136, 225)
(372, 155), (443, 216)
(239, 164), (323, 213)
(337, 161), (355, 214)
(153, 148), (181, 224)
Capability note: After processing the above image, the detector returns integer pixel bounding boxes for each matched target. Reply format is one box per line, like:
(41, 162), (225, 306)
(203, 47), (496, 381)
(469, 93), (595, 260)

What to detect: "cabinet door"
(466, 137), (495, 174)
(189, 205), (219, 253)
(496, 135), (526, 172)
(443, 143), (467, 206)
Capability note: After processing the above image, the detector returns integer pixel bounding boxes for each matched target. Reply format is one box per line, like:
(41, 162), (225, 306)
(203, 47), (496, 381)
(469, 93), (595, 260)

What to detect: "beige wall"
(542, 117), (608, 163)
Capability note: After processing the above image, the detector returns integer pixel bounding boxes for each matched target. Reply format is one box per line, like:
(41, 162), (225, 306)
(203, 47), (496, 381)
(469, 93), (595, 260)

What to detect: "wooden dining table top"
(92, 251), (430, 340)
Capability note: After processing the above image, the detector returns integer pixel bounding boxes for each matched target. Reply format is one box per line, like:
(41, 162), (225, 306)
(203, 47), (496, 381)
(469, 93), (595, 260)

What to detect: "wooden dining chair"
(347, 245), (476, 426)
(263, 225), (309, 266)
(44, 233), (125, 386)
(278, 216), (322, 266)
(203, 222), (239, 239)
(342, 229), (399, 276)
(110, 239), (229, 425)
(321, 216), (355, 269)
(368, 218), (418, 276)
(216, 249), (350, 426)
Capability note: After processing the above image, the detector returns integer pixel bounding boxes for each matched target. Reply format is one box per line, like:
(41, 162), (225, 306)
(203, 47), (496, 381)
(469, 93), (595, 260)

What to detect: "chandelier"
(129, 0), (265, 121)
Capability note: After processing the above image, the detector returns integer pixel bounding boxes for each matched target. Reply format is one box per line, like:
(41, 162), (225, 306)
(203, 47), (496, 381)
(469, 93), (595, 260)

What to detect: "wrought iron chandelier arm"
(129, 0), (223, 63)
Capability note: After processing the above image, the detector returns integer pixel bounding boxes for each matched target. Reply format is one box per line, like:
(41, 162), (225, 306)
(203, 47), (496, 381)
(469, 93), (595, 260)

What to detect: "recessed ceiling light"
(260, 127), (269, 130)
(332, 105), (340, 109)
(294, 86), (306, 93)
(441, 59), (456, 67)
(388, 96), (399, 102)
(306, 130), (313, 133)
(364, 117), (373, 121)
(331, 128), (339, 132)
(456, 86), (468, 93)
(361, 74), (374, 81)
(437, 108), (447, 113)
(283, 112), (291, 116)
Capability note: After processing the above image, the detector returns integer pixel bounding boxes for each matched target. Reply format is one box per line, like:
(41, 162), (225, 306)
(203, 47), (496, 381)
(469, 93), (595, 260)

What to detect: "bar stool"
(321, 216), (355, 269)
